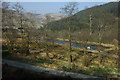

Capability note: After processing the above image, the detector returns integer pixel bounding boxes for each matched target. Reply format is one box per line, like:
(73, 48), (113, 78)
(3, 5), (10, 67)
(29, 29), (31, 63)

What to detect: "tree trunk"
(9, 41), (14, 54)
(89, 14), (92, 36)
(46, 52), (49, 58)
(69, 55), (73, 62)
(25, 49), (30, 55)
(68, 21), (72, 63)
(68, 24), (72, 52)
(69, 39), (72, 52)
(100, 55), (105, 64)
(25, 33), (30, 55)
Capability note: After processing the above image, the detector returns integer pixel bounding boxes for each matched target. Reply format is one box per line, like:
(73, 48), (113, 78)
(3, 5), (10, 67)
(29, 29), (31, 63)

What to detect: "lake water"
(38, 39), (109, 50)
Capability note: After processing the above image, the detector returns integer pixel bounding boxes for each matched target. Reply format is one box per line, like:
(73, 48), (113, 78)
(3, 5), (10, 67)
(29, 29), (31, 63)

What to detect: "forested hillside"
(48, 2), (118, 30)
(47, 2), (119, 31)
(46, 2), (119, 43)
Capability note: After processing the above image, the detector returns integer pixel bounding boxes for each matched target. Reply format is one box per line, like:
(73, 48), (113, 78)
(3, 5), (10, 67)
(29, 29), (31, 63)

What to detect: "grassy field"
(2, 41), (119, 79)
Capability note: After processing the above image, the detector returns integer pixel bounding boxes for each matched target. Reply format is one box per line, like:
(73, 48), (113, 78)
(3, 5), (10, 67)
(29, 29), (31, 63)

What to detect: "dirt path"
(2, 59), (105, 80)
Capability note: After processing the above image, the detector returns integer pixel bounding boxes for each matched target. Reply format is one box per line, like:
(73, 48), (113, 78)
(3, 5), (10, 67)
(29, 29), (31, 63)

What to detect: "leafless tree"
(2, 2), (18, 54)
(60, 2), (79, 63)
(97, 13), (110, 64)
(12, 2), (32, 55)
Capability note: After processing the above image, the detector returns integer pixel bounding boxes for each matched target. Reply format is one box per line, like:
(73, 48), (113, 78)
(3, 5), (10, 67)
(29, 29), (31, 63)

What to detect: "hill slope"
(46, 2), (119, 31)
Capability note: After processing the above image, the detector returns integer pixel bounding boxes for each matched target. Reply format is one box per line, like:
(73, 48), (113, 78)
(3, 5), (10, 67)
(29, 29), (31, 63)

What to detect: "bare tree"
(42, 15), (54, 58)
(2, 2), (18, 54)
(60, 2), (79, 63)
(12, 2), (31, 55)
(12, 2), (24, 32)
(89, 14), (92, 36)
(97, 13), (109, 64)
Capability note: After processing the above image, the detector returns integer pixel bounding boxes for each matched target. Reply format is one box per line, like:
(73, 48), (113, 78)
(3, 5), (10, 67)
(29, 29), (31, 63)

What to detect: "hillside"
(2, 8), (65, 29)
(24, 13), (65, 27)
(46, 2), (119, 31)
